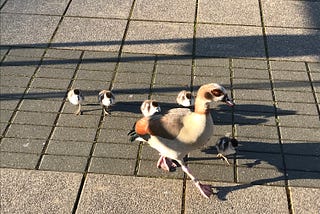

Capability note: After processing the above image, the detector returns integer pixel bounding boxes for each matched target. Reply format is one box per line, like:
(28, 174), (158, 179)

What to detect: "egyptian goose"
(98, 90), (115, 115)
(128, 83), (234, 198)
(67, 89), (84, 115)
(140, 100), (161, 117)
(176, 90), (195, 107)
(216, 133), (238, 165)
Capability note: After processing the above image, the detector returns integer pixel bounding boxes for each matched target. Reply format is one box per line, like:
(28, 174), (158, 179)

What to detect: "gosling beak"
(223, 95), (235, 107)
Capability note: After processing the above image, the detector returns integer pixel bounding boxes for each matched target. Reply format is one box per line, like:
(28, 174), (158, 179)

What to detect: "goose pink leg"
(180, 164), (213, 198)
(157, 156), (177, 172)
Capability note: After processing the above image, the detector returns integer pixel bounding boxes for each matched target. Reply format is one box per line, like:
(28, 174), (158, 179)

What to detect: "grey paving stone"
(262, 1), (320, 28)
(57, 113), (100, 128)
(287, 170), (320, 188)
(1, 0), (69, 15)
(0, 85), (25, 99)
(198, 0), (261, 26)
(52, 17), (127, 51)
(277, 101), (318, 116)
(232, 59), (268, 70)
(0, 100), (20, 110)
(46, 140), (92, 156)
(138, 159), (184, 179)
(1, 75), (31, 88)
(77, 69), (114, 82)
(93, 143), (139, 159)
(238, 167), (285, 186)
(233, 68), (269, 80)
(44, 48), (83, 59)
(31, 77), (71, 89)
(157, 64), (192, 75)
(25, 87), (66, 101)
(237, 137), (282, 154)
(237, 124), (278, 139)
(98, 128), (133, 144)
(270, 61), (307, 71)
(19, 99), (62, 112)
(158, 55), (192, 65)
(280, 127), (320, 142)
(285, 154), (320, 172)
(237, 151), (284, 170)
(103, 116), (137, 130)
(132, 0), (195, 22)
(282, 140), (320, 156)
(291, 187), (320, 214)
(124, 21), (194, 55)
(278, 114), (319, 128)
(308, 62), (320, 72)
(89, 157), (136, 175)
(0, 152), (39, 169)
(235, 111), (275, 126)
(2, 55), (41, 67)
(234, 100), (275, 113)
(8, 48), (45, 58)
(266, 27), (320, 62)
(51, 126), (96, 142)
(80, 51), (118, 71)
(0, 109), (13, 123)
(0, 168), (82, 214)
(274, 90), (315, 103)
(116, 71), (152, 84)
(121, 52), (156, 64)
(0, 122), (7, 136)
(196, 59), (229, 71)
(185, 181), (289, 213)
(155, 73), (191, 86)
(40, 154), (88, 172)
(72, 79), (109, 92)
(76, 174), (182, 214)
(36, 66), (75, 79)
(194, 66), (230, 77)
(67, 0), (133, 19)
(1, 137), (45, 153)
(273, 80), (312, 92)
(233, 78), (271, 90)
(194, 76), (231, 89)
(272, 70), (309, 81)
(6, 124), (52, 139)
(188, 163), (235, 182)
(13, 111), (57, 126)
(41, 57), (80, 69)
(118, 62), (154, 74)
(196, 24), (265, 58)
(0, 13), (60, 47)
(0, 65), (36, 77)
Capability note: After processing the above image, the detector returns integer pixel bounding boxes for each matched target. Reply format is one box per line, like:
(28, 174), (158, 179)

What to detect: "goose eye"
(204, 92), (213, 99)
(211, 89), (223, 97)
(74, 89), (80, 95)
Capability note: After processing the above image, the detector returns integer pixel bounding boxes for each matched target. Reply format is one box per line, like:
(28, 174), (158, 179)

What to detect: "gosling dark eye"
(204, 92), (213, 99)
(211, 89), (223, 97)
(74, 89), (80, 95)
(186, 93), (192, 99)
(152, 101), (159, 107)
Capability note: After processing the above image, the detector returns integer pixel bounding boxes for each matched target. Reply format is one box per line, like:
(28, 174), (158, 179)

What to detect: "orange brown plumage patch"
(135, 117), (150, 135)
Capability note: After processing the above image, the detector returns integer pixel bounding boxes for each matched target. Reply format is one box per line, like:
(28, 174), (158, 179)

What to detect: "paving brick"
(0, 109), (13, 123)
(308, 62), (320, 72)
(121, 52), (156, 64)
(0, 152), (39, 169)
(1, 75), (31, 88)
(138, 159), (184, 179)
(51, 126), (96, 142)
(234, 111), (276, 126)
(103, 116), (137, 130)
(285, 154), (320, 172)
(6, 124), (52, 139)
(273, 80), (312, 92)
(291, 187), (320, 213)
(93, 143), (139, 159)
(196, 24), (265, 58)
(44, 48), (83, 59)
(278, 114), (319, 128)
(194, 76), (230, 88)
(31, 77), (71, 89)
(233, 78), (271, 90)
(76, 69), (114, 82)
(1, 0), (69, 15)
(98, 128), (135, 144)
(282, 140), (320, 156)
(117, 62), (155, 74)
(124, 21), (194, 55)
(234, 100), (275, 113)
(272, 70), (309, 81)
(0, 100), (20, 111)
(133, 0), (195, 22)
(76, 174), (182, 214)
(0, 168), (82, 214)
(1, 14), (60, 47)
(189, 163), (235, 182)
(52, 17), (127, 51)
(36, 66), (75, 79)
(195, 57), (229, 67)
(280, 127), (320, 142)
(199, 0), (260, 25)
(13, 111), (57, 126)
(233, 68), (269, 79)
(89, 157), (136, 175)
(233, 59), (268, 69)
(266, 27), (320, 62)
(25, 88), (66, 101)
(237, 151), (284, 170)
(194, 66), (230, 77)
(67, 0), (133, 19)
(237, 137), (282, 154)
(277, 101), (318, 116)
(238, 167), (285, 186)
(158, 55), (192, 65)
(19, 99), (62, 113)
(116, 71), (152, 84)
(0, 65), (36, 77)
(262, 1), (320, 28)
(287, 170), (320, 188)
(1, 138), (45, 153)
(57, 113), (100, 128)
(185, 181), (288, 213)
(46, 140), (92, 156)
(40, 154), (88, 172)
(237, 125), (278, 139)
(72, 79), (109, 92)
(80, 51), (118, 71)
(274, 90), (315, 103)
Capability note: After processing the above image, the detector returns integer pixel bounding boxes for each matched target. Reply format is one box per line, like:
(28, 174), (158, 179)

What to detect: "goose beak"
(223, 95), (235, 107)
